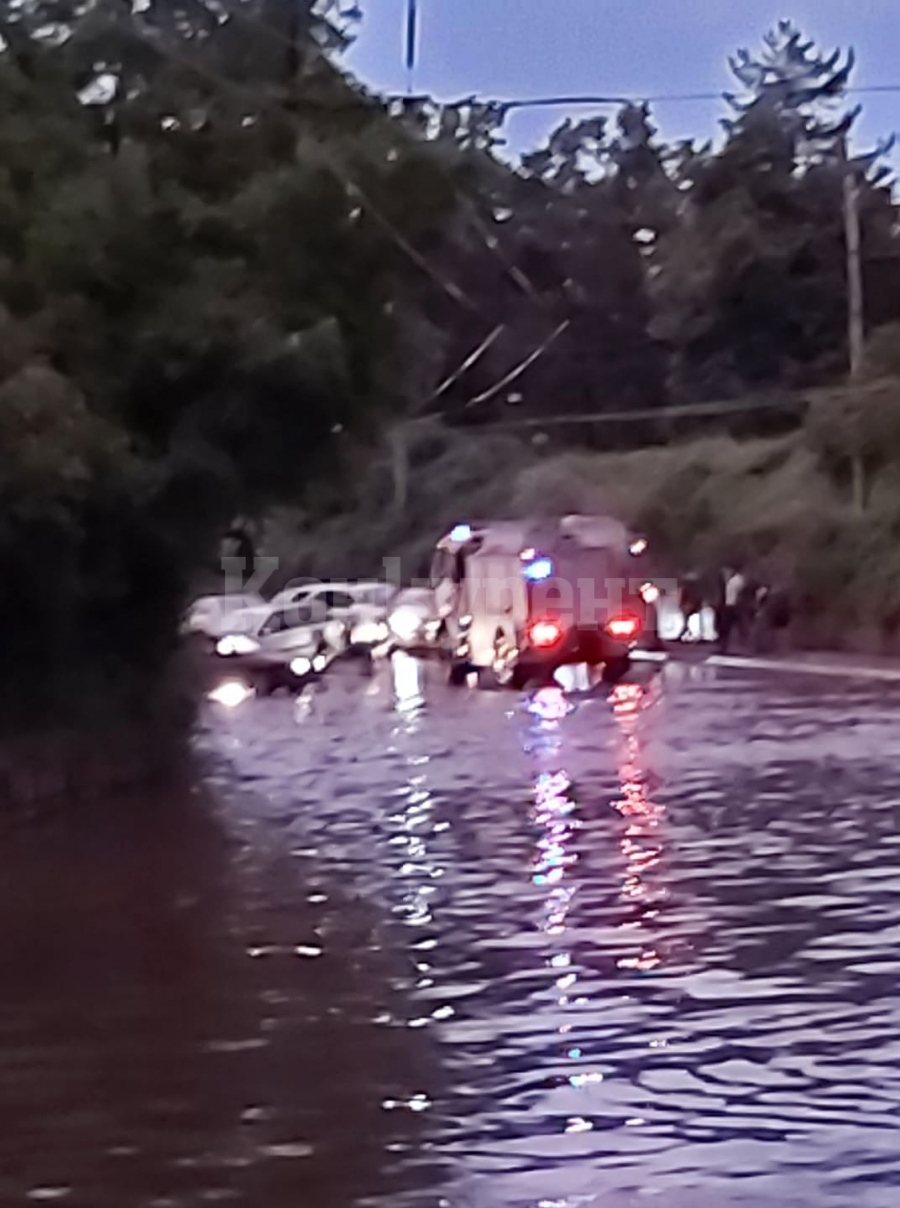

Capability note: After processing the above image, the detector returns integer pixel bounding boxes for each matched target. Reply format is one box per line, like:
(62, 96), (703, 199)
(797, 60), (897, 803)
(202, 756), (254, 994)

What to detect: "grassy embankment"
(266, 380), (900, 654)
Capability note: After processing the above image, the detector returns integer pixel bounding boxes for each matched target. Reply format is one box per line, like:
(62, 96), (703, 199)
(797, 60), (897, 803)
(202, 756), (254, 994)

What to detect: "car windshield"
(270, 585), (315, 608)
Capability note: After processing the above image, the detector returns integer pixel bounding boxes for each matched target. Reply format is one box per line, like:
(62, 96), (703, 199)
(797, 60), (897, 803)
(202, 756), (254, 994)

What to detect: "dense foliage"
(1, 7), (899, 718)
(0, 0), (458, 717)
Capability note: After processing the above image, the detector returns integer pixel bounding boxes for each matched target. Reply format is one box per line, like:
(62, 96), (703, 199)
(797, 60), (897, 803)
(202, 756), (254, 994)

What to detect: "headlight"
(389, 607), (424, 642)
(639, 582), (660, 605)
(290, 656), (312, 677)
(216, 634), (260, 656)
(351, 620), (389, 645)
(208, 680), (254, 708)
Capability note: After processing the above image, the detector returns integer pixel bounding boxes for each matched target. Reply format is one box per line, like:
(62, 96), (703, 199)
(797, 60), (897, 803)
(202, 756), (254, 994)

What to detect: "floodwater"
(3, 658), (900, 1207)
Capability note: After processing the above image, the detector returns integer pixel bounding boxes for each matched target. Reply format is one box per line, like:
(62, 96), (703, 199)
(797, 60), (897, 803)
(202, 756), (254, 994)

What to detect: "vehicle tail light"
(528, 619), (564, 649)
(606, 614), (642, 640)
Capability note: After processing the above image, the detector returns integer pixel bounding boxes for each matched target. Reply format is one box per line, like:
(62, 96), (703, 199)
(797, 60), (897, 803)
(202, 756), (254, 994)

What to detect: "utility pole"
(405, 0), (418, 94)
(840, 137), (866, 514)
(843, 158), (864, 381)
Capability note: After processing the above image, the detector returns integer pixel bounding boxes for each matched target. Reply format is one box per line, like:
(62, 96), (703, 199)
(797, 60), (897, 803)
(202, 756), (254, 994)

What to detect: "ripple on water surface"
(3, 662), (900, 1207)
(195, 665), (900, 1206)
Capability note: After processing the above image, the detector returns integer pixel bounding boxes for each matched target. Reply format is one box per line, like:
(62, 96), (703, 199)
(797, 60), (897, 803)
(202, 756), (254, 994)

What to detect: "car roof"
(393, 586), (434, 602)
(192, 592), (261, 607)
(275, 581), (388, 598)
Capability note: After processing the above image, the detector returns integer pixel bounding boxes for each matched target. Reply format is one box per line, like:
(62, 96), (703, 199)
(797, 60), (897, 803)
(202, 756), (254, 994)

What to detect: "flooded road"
(3, 659), (900, 1207)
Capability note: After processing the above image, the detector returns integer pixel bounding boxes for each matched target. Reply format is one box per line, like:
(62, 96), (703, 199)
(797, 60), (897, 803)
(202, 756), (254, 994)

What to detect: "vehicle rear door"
(528, 547), (625, 631)
(431, 549), (466, 633)
(467, 553), (526, 665)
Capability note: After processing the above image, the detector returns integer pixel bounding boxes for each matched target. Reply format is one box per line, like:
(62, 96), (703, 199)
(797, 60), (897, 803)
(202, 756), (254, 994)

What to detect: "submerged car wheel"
(601, 656), (631, 685)
(257, 670), (279, 696)
(476, 665), (508, 691)
(479, 662), (537, 692)
(490, 630), (519, 688)
(510, 664), (533, 691)
(448, 660), (469, 686)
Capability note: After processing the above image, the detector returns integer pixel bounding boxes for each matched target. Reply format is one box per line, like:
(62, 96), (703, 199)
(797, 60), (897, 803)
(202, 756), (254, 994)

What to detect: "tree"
(723, 20), (859, 163)
(3, 6), (900, 725)
(651, 22), (900, 401)
(0, 0), (477, 721)
(398, 105), (669, 427)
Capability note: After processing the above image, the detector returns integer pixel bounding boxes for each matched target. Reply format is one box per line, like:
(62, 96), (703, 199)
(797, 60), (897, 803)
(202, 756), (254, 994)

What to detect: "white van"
(430, 516), (659, 688)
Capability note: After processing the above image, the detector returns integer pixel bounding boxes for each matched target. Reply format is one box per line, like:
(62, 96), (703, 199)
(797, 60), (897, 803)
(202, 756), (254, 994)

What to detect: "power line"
(202, 1), (549, 305)
(109, 7), (572, 408)
(425, 324), (504, 407)
(495, 84), (900, 111)
(131, 1), (547, 313)
(483, 395), (807, 429)
(46, 11), (890, 424)
(342, 180), (481, 314)
(461, 200), (543, 304)
(106, 9), (491, 318)
(382, 84), (900, 133)
(162, 3), (554, 335)
(464, 320), (570, 409)
(400, 392), (810, 442)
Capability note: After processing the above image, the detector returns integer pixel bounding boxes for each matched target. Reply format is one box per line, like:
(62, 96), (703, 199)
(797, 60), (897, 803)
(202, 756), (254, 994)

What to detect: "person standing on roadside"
(750, 583), (770, 652)
(677, 572), (703, 642)
(757, 583), (793, 653)
(717, 566), (747, 653)
(737, 573), (761, 648)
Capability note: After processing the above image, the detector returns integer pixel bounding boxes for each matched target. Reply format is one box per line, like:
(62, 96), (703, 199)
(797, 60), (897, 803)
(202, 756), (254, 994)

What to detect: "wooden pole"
(844, 162), (864, 380)
(842, 142), (866, 514)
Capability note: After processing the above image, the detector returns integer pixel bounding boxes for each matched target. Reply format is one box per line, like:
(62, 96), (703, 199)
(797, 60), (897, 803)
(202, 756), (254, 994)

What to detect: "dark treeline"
(0, 4), (898, 718)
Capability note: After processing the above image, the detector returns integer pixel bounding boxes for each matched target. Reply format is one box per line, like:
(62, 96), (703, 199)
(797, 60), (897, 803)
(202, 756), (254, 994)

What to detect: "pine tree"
(722, 18), (893, 173)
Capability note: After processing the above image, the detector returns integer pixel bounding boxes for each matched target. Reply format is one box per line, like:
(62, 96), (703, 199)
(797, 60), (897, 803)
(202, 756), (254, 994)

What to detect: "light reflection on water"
(609, 682), (667, 974)
(6, 661), (900, 1207)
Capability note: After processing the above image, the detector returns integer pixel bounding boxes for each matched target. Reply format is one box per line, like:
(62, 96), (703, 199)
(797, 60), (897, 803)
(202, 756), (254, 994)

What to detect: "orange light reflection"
(609, 681), (667, 972)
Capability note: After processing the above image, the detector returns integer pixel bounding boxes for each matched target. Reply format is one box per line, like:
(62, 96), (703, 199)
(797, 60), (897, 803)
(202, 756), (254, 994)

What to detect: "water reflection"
(13, 664), (900, 1207)
(0, 783), (440, 1208)
(391, 652), (426, 715)
(609, 682), (668, 974)
(203, 665), (900, 1207)
(527, 688), (579, 942)
(524, 686), (614, 1148)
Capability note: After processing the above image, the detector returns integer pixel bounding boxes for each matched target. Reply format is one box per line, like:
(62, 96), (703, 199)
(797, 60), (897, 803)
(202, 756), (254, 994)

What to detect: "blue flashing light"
(449, 523), (473, 543)
(523, 557), (553, 582)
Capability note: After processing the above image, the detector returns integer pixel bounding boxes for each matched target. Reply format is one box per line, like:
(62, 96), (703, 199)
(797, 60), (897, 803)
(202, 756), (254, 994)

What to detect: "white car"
(271, 581), (395, 651)
(182, 593), (266, 640)
(213, 600), (345, 693)
(272, 580), (391, 614)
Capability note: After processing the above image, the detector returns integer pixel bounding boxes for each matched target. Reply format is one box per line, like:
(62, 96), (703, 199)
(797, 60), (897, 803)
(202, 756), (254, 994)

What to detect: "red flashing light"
(529, 619), (564, 649)
(606, 614), (642, 641)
